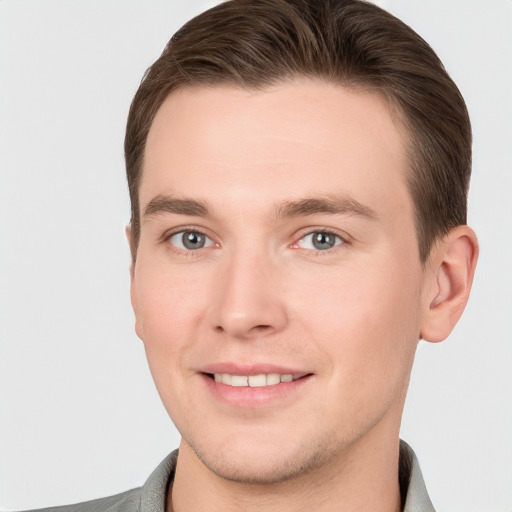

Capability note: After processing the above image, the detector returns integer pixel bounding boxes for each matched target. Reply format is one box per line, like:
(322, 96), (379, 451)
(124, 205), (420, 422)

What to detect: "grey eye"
(169, 231), (213, 250)
(299, 231), (343, 251)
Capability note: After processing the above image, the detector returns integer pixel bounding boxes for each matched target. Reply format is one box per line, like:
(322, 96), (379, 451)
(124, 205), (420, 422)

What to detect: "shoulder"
(20, 488), (143, 512)
(12, 450), (178, 512)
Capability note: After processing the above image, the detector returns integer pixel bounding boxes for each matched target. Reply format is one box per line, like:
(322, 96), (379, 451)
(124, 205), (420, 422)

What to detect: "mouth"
(206, 372), (309, 387)
(200, 364), (313, 407)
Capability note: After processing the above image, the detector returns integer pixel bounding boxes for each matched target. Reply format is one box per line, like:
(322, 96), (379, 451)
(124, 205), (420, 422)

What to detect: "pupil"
(313, 232), (335, 250)
(183, 232), (205, 249)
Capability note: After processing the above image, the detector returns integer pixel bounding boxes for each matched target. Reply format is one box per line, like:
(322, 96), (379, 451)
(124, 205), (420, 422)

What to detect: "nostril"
(253, 324), (272, 332)
(213, 323), (272, 335)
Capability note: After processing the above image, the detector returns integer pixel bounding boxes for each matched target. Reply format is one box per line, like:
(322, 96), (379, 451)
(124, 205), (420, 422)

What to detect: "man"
(25, 0), (478, 510)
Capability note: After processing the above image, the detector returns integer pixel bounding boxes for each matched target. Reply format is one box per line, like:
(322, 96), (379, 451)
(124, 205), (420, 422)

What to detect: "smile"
(213, 373), (307, 387)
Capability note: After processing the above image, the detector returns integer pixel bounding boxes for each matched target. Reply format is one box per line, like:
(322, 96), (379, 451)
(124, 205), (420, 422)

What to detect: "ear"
(420, 226), (479, 343)
(126, 225), (144, 341)
(125, 225), (135, 278)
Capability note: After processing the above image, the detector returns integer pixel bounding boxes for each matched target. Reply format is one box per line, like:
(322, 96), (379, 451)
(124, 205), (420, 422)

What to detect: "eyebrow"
(273, 195), (378, 220)
(142, 193), (377, 222)
(143, 195), (212, 220)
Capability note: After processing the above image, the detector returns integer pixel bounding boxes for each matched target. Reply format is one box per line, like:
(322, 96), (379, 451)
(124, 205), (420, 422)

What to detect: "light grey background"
(1, 1), (511, 511)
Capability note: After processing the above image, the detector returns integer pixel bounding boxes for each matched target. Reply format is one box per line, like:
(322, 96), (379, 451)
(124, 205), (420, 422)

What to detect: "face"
(131, 80), (429, 483)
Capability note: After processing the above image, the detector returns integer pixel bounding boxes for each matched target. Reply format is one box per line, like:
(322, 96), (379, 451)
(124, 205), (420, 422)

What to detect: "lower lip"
(201, 374), (312, 408)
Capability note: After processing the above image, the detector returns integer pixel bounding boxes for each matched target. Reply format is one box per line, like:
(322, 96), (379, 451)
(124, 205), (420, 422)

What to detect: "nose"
(208, 248), (289, 340)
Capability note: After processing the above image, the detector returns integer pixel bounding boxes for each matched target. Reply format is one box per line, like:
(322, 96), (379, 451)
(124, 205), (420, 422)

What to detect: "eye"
(169, 230), (215, 251)
(297, 231), (344, 251)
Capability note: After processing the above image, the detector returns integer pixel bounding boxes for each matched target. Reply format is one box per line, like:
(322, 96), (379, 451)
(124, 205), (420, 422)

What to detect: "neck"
(168, 428), (402, 512)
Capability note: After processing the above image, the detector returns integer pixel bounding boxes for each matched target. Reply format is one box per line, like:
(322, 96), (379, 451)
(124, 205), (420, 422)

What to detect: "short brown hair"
(125, 0), (471, 263)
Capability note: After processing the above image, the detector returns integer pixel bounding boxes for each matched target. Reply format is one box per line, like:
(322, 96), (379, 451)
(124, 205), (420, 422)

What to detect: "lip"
(199, 362), (313, 408)
(201, 362), (308, 376)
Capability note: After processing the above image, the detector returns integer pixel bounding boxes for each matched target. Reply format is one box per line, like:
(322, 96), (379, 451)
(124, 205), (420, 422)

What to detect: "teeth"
(213, 373), (303, 387)
(248, 374), (266, 387)
(231, 375), (248, 387)
(267, 373), (281, 386)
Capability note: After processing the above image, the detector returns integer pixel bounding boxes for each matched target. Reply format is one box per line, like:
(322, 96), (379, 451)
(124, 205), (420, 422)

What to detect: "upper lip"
(201, 363), (310, 376)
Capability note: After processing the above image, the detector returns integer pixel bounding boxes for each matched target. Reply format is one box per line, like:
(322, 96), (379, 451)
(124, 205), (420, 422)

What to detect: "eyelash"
(163, 227), (348, 255)
(163, 227), (217, 256)
(293, 228), (347, 255)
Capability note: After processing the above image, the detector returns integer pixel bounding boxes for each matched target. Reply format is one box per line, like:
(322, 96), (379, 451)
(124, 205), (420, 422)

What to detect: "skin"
(129, 80), (478, 512)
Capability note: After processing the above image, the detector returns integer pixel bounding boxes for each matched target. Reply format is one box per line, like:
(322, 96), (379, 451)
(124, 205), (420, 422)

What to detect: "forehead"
(142, 80), (411, 222)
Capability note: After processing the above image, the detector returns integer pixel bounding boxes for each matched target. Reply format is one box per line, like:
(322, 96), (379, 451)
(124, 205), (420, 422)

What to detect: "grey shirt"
(22, 441), (435, 512)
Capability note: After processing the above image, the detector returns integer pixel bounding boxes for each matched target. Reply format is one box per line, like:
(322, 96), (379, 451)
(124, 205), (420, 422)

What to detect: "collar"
(401, 440), (436, 512)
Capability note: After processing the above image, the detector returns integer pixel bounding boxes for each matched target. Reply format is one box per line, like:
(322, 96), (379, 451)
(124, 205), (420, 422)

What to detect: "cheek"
(132, 260), (208, 366)
(132, 263), (209, 420)
(293, 259), (422, 382)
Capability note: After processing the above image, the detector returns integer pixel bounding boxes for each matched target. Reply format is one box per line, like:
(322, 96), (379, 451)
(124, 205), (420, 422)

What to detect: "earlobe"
(420, 226), (479, 343)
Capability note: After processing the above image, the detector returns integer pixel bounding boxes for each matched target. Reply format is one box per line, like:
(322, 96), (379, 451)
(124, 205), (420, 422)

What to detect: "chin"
(186, 431), (337, 485)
